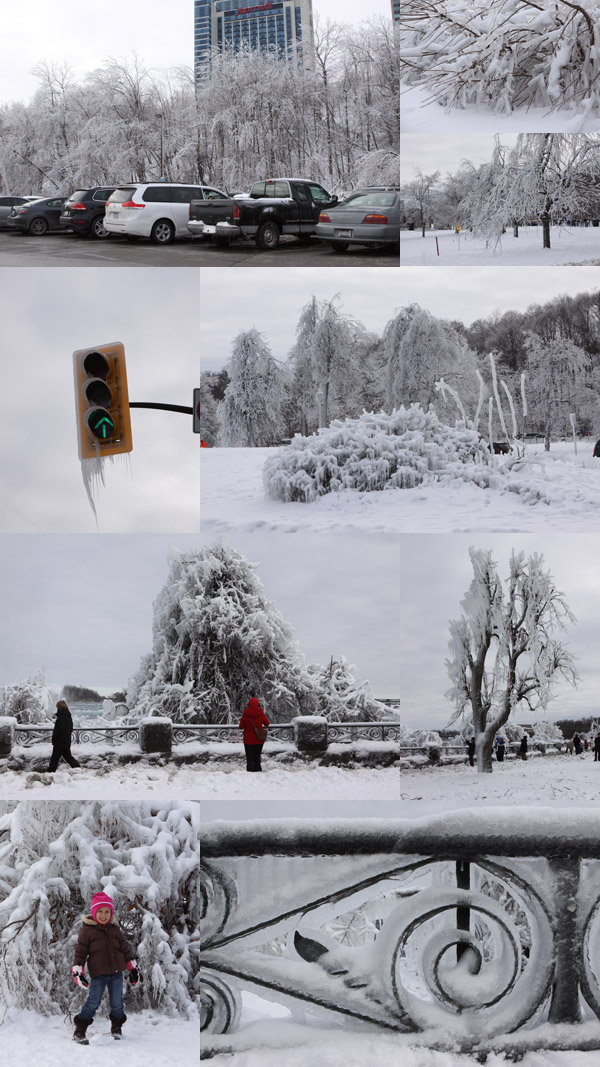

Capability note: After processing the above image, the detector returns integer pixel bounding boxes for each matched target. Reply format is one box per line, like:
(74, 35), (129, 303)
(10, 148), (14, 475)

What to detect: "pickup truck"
(187, 178), (339, 250)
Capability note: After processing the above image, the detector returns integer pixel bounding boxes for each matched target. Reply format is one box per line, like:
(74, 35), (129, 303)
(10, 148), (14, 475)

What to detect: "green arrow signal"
(88, 409), (116, 441)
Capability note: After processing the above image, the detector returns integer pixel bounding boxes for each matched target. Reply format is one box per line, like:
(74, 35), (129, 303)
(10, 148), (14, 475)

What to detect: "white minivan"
(104, 183), (207, 243)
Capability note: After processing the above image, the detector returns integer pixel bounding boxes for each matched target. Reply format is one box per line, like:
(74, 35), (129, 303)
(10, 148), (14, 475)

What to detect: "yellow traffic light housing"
(73, 342), (133, 459)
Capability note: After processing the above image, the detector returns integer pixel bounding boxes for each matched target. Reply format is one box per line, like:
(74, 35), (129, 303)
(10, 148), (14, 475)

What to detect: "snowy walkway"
(200, 444), (600, 533)
(1, 1010), (199, 1067)
(196, 763), (399, 799)
(400, 751), (600, 805)
(400, 226), (600, 266)
(0, 762), (201, 800)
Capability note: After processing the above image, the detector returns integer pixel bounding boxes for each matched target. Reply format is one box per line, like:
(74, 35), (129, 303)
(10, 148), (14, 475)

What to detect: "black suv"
(60, 187), (117, 239)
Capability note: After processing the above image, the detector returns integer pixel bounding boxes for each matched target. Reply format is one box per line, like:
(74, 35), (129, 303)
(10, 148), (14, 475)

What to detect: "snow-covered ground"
(200, 443), (600, 533)
(1, 1010), (199, 1066)
(0, 759), (202, 799)
(400, 751), (600, 804)
(400, 226), (600, 266)
(400, 81), (600, 133)
(196, 762), (398, 798)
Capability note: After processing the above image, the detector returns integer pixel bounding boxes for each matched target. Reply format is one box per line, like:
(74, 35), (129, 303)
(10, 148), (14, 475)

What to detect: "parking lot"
(0, 231), (399, 267)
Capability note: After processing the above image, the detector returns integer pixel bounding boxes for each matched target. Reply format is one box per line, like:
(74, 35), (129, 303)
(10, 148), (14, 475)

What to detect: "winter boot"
(110, 1012), (127, 1040)
(73, 1015), (92, 1044)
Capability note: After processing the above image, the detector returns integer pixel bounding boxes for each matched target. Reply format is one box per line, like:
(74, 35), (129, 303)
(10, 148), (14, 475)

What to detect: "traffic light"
(73, 342), (133, 459)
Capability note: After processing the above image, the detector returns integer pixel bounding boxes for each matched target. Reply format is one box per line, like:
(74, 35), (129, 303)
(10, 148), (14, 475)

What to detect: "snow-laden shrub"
(263, 407), (491, 502)
(0, 672), (57, 724)
(400, 0), (600, 112)
(0, 801), (199, 1018)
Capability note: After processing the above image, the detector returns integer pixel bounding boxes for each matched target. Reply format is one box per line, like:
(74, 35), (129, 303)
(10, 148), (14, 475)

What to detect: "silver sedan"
(316, 187), (400, 252)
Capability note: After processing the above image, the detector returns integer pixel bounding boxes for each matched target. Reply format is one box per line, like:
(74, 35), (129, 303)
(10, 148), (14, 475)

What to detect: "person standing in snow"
(72, 892), (142, 1044)
(239, 696), (270, 772)
(467, 736), (475, 767)
(519, 735), (528, 761)
(594, 733), (600, 761)
(496, 737), (506, 762)
(47, 700), (80, 772)
(573, 733), (583, 755)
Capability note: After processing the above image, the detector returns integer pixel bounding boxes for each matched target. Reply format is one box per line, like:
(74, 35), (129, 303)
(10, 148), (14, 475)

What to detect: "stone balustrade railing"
(201, 812), (600, 1057)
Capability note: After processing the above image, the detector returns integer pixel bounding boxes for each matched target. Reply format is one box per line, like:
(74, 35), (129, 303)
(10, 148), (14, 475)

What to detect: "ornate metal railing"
(194, 722), (399, 744)
(400, 741), (567, 758)
(14, 724), (205, 747)
(194, 723), (295, 744)
(201, 813), (600, 1057)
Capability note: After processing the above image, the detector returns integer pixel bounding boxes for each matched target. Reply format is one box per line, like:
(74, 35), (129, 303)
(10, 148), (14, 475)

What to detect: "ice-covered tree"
(306, 656), (390, 722)
(394, 309), (479, 416)
(288, 297), (321, 436)
(403, 169), (440, 236)
(219, 329), (287, 447)
(0, 801), (199, 1017)
(198, 376), (220, 446)
(127, 551), (201, 724)
(0, 671), (57, 724)
(196, 542), (319, 725)
(524, 332), (594, 448)
(400, 1), (600, 113)
(312, 299), (361, 428)
(473, 134), (600, 250)
(446, 548), (577, 773)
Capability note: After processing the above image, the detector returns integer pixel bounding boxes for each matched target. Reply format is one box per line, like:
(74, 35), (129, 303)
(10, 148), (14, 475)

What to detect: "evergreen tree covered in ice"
(263, 407), (492, 502)
(306, 656), (390, 722)
(472, 134), (600, 250)
(400, 0), (600, 113)
(0, 801), (199, 1017)
(198, 376), (220, 446)
(219, 329), (287, 447)
(0, 672), (56, 724)
(523, 332), (594, 448)
(288, 297), (321, 436)
(446, 548), (577, 773)
(195, 543), (319, 724)
(127, 552), (201, 724)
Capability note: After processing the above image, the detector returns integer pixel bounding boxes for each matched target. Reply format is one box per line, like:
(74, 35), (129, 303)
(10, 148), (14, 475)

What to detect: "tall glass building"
(391, 0), (400, 20)
(195, 0), (314, 80)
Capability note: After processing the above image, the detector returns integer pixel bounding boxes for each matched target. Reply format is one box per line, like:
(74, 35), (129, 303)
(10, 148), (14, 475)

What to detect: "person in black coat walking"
(467, 737), (475, 767)
(519, 735), (528, 760)
(594, 733), (600, 762)
(47, 700), (80, 772)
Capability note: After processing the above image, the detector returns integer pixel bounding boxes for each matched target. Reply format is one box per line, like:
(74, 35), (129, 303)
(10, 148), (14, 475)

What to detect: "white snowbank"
(400, 226), (600, 267)
(400, 751), (600, 804)
(200, 442), (600, 533)
(0, 761), (201, 800)
(401, 81), (600, 133)
(0, 1009), (199, 1066)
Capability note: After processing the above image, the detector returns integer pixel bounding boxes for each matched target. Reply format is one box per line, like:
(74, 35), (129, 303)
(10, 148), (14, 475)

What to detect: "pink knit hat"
(91, 892), (114, 919)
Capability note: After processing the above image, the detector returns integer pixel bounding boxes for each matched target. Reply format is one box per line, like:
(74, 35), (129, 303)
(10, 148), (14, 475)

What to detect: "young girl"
(72, 891), (142, 1043)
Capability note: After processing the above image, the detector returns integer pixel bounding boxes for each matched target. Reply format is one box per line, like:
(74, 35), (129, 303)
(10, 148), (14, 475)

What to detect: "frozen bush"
(262, 407), (492, 502)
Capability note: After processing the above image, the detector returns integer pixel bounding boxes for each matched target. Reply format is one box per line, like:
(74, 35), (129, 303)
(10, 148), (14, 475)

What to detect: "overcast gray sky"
(400, 134), (519, 182)
(397, 269), (600, 326)
(400, 533), (600, 730)
(0, 534), (199, 690)
(200, 268), (400, 373)
(0, 0), (392, 105)
(0, 268), (199, 533)
(199, 530), (401, 698)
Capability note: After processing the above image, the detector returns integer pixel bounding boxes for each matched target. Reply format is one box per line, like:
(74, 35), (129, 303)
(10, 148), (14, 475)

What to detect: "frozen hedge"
(262, 408), (492, 502)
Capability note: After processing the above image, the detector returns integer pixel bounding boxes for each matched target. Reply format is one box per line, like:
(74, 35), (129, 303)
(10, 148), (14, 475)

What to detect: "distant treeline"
(555, 718), (598, 738)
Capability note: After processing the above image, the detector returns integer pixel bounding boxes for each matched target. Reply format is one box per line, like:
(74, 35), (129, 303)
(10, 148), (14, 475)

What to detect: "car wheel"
(329, 241), (349, 252)
(151, 220), (175, 245)
(91, 216), (111, 239)
(255, 222), (280, 250)
(28, 217), (49, 236)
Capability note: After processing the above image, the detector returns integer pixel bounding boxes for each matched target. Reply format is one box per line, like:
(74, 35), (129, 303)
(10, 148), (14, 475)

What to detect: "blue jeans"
(79, 973), (124, 1021)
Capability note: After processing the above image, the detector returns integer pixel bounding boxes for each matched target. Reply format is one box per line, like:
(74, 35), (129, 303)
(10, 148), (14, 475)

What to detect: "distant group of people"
(466, 730), (600, 765)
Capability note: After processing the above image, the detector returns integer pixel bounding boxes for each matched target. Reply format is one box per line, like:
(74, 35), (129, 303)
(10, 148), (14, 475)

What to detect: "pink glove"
(72, 965), (89, 990)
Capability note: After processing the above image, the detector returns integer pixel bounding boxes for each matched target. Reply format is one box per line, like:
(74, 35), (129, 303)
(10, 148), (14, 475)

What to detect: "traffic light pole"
(129, 403), (194, 415)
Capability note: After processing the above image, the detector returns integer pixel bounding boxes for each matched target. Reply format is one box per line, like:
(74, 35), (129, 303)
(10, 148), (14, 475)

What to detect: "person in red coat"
(239, 697), (270, 772)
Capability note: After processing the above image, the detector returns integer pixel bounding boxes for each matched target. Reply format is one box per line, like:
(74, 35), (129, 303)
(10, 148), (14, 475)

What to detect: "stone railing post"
(139, 717), (173, 754)
(292, 715), (328, 753)
(0, 716), (16, 756)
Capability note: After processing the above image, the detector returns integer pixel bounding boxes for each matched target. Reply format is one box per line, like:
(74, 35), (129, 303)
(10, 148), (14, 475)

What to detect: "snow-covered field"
(400, 226), (600, 266)
(200, 443), (600, 533)
(1, 1010), (199, 1066)
(400, 81), (600, 133)
(400, 751), (600, 804)
(196, 762), (398, 798)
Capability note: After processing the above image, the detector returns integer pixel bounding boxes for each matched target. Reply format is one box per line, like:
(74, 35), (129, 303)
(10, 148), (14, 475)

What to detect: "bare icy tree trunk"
(542, 212), (551, 249)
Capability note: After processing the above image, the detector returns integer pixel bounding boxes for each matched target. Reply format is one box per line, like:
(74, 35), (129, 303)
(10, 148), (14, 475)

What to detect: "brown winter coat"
(73, 915), (133, 977)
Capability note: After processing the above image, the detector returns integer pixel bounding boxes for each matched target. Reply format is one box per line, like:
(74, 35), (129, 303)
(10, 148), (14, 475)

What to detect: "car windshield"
(341, 192), (397, 207)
